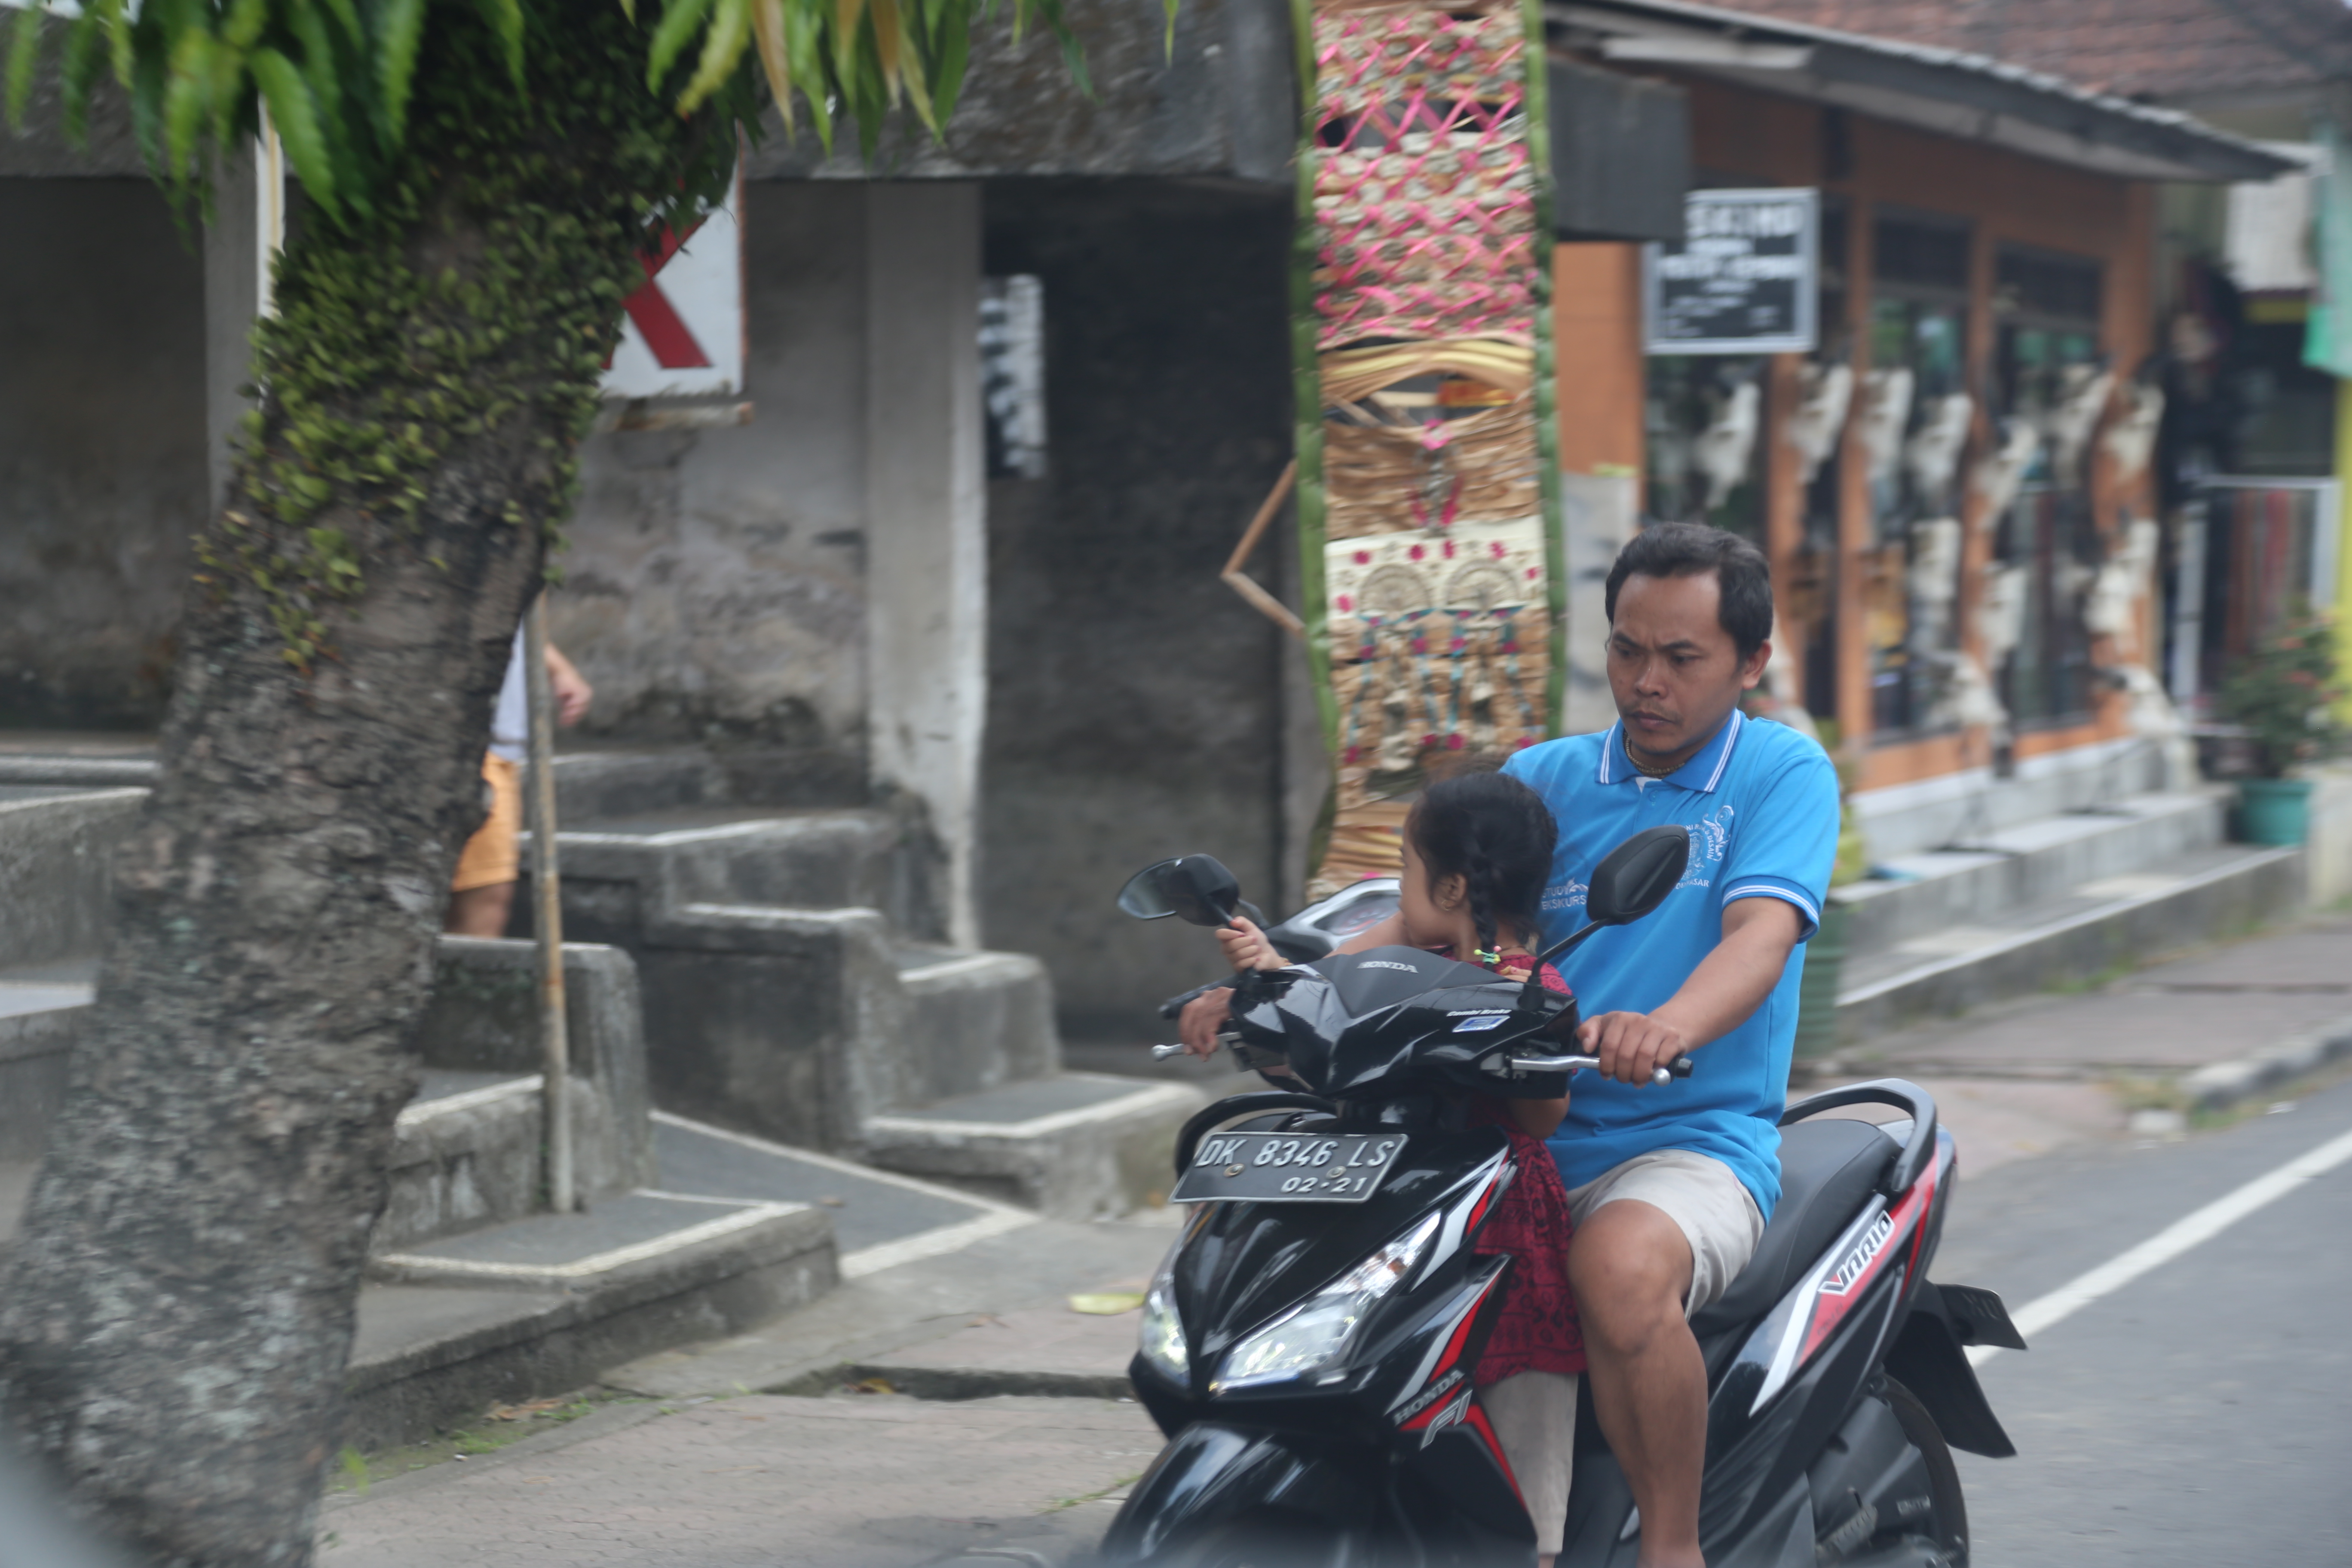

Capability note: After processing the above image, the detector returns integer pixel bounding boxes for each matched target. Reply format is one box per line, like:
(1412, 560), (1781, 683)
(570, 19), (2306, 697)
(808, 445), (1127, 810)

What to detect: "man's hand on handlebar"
(1577, 1009), (1693, 1087)
(1179, 987), (1235, 1058)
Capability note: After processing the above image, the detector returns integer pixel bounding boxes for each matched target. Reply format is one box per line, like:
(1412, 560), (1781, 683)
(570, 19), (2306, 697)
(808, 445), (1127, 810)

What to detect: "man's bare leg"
(444, 881), (516, 938)
(1570, 1198), (1708, 1568)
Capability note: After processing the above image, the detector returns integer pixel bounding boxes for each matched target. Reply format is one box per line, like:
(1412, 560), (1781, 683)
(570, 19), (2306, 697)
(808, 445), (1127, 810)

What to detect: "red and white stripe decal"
(1797, 1150), (1940, 1363)
(1399, 1273), (1506, 1430)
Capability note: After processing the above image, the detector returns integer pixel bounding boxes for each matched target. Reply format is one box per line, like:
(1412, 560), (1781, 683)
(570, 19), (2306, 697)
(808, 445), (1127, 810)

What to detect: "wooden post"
(524, 592), (573, 1214)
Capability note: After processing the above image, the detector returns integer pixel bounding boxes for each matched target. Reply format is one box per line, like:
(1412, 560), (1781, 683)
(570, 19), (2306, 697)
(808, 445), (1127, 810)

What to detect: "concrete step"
(348, 1111), (1038, 1447)
(649, 1111), (1034, 1276)
(0, 785), (147, 972)
(0, 732), (158, 789)
(896, 946), (1060, 1103)
(551, 808), (913, 923)
(0, 960), (93, 1188)
(1836, 787), (2229, 961)
(351, 1191), (836, 1448)
(1833, 842), (2305, 1043)
(861, 1072), (1207, 1222)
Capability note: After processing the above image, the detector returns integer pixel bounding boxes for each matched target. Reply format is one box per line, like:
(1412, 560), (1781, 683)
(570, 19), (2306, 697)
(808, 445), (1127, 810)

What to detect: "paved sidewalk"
(322, 1392), (1160, 1567)
(1816, 910), (2352, 1167)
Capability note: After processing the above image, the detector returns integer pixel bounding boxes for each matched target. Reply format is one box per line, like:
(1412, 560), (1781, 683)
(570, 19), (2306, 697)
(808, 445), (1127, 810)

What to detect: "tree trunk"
(0, 9), (714, 1561)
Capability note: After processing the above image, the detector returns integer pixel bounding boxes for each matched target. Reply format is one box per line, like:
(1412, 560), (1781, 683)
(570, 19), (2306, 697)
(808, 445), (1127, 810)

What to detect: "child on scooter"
(1217, 767), (1583, 1564)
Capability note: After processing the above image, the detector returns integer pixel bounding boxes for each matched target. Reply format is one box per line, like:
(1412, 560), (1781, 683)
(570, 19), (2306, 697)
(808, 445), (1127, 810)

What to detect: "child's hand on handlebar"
(1216, 916), (1285, 973)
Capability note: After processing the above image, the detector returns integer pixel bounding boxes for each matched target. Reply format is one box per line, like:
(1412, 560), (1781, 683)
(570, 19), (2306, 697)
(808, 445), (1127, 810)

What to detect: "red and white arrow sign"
(602, 173), (745, 400)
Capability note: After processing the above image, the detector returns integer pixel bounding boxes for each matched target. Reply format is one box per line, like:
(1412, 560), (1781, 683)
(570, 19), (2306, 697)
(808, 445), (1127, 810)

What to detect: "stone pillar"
(200, 137), (282, 511)
(864, 184), (986, 950)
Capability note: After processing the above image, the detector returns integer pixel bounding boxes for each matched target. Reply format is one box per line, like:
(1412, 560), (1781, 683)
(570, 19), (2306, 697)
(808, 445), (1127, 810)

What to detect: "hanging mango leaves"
(1, 0), (1140, 221)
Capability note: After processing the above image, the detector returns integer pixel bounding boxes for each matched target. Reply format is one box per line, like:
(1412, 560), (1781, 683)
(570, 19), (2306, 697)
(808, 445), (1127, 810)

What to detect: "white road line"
(1970, 1123), (2352, 1367)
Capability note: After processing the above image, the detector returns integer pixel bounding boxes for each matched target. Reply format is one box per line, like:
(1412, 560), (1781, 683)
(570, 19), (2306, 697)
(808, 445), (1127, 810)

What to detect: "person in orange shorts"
(445, 629), (594, 937)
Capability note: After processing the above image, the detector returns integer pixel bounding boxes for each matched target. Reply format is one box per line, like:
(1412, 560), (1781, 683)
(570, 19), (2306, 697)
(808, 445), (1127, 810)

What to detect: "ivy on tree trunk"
(0, 6), (720, 1562)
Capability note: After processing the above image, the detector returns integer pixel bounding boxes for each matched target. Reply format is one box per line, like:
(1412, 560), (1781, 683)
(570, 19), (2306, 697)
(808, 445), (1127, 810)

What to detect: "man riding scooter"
(1182, 523), (1841, 1568)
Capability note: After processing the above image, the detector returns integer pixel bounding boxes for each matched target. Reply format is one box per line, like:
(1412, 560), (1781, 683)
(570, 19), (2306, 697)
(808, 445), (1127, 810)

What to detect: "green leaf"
(677, 0), (750, 113)
(161, 27), (214, 175)
(646, 0), (717, 90)
(248, 46), (341, 219)
(95, 0), (133, 88)
(126, 30), (165, 170)
(927, 0), (970, 126)
(5, 3), (46, 129)
(313, 0), (364, 51)
(375, 0), (425, 143)
(473, 0), (526, 85)
(288, 1), (364, 215)
(781, 0), (829, 150)
(221, 0), (268, 52)
(61, 6), (106, 140)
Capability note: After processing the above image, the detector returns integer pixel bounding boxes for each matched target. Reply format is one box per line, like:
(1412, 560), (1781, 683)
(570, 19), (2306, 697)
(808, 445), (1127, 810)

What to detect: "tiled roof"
(1720, 0), (2352, 101)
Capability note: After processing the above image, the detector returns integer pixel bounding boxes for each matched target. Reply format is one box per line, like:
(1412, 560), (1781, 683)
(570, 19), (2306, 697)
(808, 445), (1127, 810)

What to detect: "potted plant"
(2215, 611), (2345, 846)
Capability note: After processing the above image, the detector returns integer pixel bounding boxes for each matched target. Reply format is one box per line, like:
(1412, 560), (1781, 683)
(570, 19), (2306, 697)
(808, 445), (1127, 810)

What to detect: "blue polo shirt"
(1504, 711), (1838, 1217)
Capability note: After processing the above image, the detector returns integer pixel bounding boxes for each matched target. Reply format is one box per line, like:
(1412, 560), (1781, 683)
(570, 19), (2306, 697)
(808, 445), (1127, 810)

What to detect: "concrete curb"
(831, 1362), (1135, 1402)
(2178, 1013), (2352, 1111)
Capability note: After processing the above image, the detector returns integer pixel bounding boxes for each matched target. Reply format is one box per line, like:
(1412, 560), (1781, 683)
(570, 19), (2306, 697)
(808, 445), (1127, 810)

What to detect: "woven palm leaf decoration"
(1288, 0), (1566, 896)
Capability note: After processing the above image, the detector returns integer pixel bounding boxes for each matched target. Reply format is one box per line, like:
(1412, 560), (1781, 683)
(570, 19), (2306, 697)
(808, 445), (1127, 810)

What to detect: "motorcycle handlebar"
(1489, 1052), (1694, 1086)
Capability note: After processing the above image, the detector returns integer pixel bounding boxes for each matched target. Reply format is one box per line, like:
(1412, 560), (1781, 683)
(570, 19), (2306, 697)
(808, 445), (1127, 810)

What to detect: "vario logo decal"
(1819, 1212), (1896, 1298)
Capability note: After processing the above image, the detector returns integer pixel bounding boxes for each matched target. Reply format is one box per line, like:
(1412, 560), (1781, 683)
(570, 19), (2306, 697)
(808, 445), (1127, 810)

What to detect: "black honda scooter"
(1098, 827), (2023, 1568)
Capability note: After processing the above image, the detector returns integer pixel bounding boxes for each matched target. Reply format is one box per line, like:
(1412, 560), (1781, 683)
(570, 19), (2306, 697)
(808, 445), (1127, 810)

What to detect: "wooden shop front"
(1540, 2), (2289, 838)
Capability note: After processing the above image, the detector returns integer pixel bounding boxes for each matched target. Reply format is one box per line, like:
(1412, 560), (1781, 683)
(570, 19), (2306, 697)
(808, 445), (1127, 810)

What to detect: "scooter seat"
(1688, 1118), (1895, 1338)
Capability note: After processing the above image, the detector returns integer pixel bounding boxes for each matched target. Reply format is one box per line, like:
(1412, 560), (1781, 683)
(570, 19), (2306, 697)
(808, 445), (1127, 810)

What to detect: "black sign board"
(1643, 188), (1819, 355)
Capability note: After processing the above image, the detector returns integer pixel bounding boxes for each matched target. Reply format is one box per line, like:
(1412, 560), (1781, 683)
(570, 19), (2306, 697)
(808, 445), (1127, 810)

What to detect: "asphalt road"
(1933, 1072), (2352, 1566)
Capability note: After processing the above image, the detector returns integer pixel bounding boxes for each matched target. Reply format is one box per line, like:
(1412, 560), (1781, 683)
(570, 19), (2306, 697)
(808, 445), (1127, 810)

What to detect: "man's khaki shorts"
(450, 754), (522, 893)
(1566, 1149), (1765, 1313)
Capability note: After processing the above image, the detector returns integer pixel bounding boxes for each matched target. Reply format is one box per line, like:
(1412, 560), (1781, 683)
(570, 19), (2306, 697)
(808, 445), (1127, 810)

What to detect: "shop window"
(1642, 355), (1767, 539)
(1863, 210), (1974, 741)
(1991, 243), (2106, 729)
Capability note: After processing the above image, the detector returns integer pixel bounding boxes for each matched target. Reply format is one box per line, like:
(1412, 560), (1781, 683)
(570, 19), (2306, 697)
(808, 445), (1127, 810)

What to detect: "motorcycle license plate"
(1170, 1132), (1408, 1204)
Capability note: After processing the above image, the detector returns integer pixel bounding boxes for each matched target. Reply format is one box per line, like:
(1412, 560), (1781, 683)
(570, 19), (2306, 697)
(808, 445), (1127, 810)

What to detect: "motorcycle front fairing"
(1225, 948), (1577, 1101)
(1124, 1135), (1539, 1562)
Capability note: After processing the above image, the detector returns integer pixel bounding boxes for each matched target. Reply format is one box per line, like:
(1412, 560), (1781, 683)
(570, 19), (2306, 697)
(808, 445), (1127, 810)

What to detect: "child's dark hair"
(1407, 769), (1558, 958)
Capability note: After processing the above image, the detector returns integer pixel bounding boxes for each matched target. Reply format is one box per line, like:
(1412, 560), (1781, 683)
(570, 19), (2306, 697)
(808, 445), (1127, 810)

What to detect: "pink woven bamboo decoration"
(1312, 5), (1538, 349)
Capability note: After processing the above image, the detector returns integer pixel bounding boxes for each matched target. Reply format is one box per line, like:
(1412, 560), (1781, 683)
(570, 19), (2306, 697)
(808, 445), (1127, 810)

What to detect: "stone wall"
(978, 180), (1298, 1036)
(549, 183), (873, 796)
(0, 178), (208, 729)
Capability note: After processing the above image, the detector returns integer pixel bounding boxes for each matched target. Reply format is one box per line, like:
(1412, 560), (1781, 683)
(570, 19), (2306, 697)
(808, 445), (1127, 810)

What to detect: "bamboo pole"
(524, 592), (574, 1214)
(1221, 462), (1305, 639)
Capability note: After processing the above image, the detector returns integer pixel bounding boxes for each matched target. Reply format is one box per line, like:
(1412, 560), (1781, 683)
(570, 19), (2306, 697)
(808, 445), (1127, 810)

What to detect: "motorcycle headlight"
(1211, 1211), (1441, 1393)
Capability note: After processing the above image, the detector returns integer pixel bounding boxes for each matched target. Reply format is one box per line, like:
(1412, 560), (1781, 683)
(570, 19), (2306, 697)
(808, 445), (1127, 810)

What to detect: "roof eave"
(1547, 0), (2302, 184)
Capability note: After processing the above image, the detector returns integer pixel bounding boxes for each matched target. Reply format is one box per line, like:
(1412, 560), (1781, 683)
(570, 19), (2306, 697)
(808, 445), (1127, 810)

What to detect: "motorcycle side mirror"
(1116, 855), (1244, 928)
(1527, 825), (1691, 982)
(1585, 824), (1691, 927)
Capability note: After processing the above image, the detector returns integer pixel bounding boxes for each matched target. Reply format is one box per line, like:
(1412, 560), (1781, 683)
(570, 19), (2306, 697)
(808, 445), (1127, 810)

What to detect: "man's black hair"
(1603, 521), (1773, 659)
